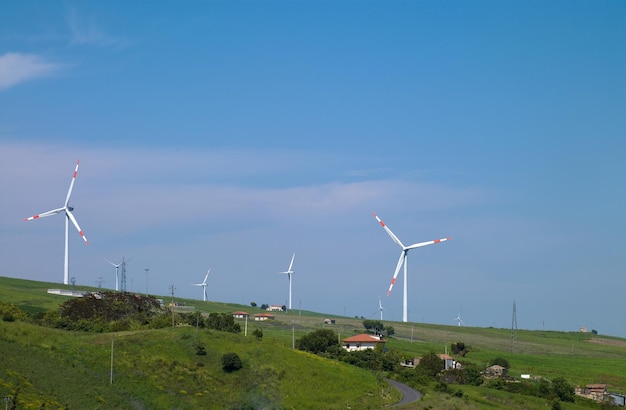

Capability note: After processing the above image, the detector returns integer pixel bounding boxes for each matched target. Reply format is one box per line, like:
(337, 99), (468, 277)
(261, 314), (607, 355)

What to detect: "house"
(576, 384), (608, 402)
(342, 333), (386, 351)
(324, 318), (336, 325)
(232, 311), (249, 319)
(266, 305), (284, 312)
(438, 354), (455, 370)
(254, 313), (275, 321)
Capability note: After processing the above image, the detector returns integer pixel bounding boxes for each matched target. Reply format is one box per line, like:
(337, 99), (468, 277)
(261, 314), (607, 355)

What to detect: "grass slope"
(1, 276), (625, 409)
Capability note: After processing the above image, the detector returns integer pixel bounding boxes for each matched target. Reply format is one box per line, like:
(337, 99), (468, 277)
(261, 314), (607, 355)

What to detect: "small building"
(608, 393), (626, 407)
(342, 333), (386, 352)
(578, 384), (608, 402)
(324, 318), (336, 325)
(266, 305), (284, 312)
(254, 313), (275, 321)
(438, 354), (455, 370)
(232, 311), (249, 319)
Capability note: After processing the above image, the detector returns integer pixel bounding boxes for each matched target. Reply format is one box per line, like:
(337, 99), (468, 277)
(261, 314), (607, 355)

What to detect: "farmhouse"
(342, 333), (386, 352)
(576, 384), (608, 401)
(254, 313), (275, 321)
(324, 318), (336, 325)
(232, 311), (249, 319)
(266, 305), (284, 312)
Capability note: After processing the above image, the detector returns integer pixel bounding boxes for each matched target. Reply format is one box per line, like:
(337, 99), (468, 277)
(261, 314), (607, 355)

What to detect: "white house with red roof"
(342, 333), (387, 351)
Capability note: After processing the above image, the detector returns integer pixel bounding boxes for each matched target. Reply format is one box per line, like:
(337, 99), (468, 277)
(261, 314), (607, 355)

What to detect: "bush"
(221, 352), (243, 372)
(489, 356), (510, 368)
(296, 329), (339, 354)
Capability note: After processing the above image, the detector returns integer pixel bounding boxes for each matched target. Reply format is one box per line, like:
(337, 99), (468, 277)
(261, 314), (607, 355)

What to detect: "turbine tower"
(24, 160), (89, 285)
(372, 212), (450, 323)
(192, 269), (211, 302)
(279, 254), (295, 310)
(378, 296), (384, 321)
(105, 259), (122, 291)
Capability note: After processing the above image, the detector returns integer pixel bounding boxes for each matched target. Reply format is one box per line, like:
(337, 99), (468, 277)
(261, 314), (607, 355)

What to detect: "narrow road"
(386, 378), (423, 407)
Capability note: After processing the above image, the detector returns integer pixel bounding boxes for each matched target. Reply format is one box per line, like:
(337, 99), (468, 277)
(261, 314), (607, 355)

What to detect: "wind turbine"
(372, 212), (451, 323)
(279, 254), (295, 310)
(378, 296), (384, 321)
(454, 307), (465, 326)
(24, 160), (89, 285)
(105, 259), (122, 291)
(192, 269), (211, 301)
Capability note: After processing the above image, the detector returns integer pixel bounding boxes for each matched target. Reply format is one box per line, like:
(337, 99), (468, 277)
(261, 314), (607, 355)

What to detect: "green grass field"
(0, 276), (624, 409)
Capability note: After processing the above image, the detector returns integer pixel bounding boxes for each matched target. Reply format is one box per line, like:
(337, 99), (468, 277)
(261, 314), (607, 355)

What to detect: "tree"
(385, 326), (395, 336)
(250, 302), (257, 307)
(205, 313), (241, 333)
(252, 328), (263, 340)
(296, 329), (339, 354)
(260, 303), (269, 310)
(221, 352), (242, 372)
(489, 356), (510, 369)
(551, 377), (575, 402)
(451, 342), (468, 356)
(362, 320), (384, 333)
(418, 351), (444, 378)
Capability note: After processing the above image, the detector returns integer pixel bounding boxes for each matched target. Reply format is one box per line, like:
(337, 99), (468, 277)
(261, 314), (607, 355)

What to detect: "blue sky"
(1, 1), (624, 337)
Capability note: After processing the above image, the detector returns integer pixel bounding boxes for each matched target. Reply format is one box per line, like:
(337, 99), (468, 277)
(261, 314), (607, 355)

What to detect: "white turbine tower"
(378, 296), (384, 321)
(24, 160), (89, 285)
(105, 259), (123, 291)
(372, 212), (451, 323)
(454, 307), (465, 326)
(279, 254), (295, 310)
(192, 269), (211, 302)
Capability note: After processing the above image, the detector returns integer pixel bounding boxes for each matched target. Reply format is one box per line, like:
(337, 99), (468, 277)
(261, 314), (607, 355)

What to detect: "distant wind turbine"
(372, 212), (451, 323)
(192, 269), (211, 302)
(24, 160), (90, 285)
(279, 254), (295, 310)
(105, 259), (122, 291)
(454, 307), (465, 326)
(378, 296), (384, 321)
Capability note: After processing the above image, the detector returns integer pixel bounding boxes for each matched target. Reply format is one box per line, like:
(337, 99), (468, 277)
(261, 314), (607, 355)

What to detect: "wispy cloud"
(66, 8), (130, 49)
(0, 52), (62, 90)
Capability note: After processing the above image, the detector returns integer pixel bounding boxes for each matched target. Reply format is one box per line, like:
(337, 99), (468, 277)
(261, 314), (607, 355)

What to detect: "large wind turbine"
(192, 269), (211, 301)
(372, 212), (450, 323)
(24, 161), (89, 285)
(279, 254), (295, 310)
(105, 259), (122, 291)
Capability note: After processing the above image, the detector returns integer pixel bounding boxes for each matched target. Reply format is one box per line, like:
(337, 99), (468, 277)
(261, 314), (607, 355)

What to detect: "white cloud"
(0, 52), (62, 90)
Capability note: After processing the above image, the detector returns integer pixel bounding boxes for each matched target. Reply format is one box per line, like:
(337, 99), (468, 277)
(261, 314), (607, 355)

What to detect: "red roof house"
(342, 333), (387, 351)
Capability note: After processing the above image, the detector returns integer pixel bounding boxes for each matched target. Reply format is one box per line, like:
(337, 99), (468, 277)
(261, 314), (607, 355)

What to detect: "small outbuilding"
(232, 311), (249, 319)
(254, 313), (275, 321)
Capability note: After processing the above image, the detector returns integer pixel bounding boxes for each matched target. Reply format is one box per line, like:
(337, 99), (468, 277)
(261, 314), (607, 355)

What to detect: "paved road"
(386, 378), (423, 407)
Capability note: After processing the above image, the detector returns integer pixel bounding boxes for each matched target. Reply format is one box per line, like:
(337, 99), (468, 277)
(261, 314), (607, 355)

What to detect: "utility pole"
(510, 300), (518, 352)
(170, 285), (176, 328)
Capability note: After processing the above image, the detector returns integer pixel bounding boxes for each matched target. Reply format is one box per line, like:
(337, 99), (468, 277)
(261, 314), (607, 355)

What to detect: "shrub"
(252, 328), (263, 340)
(221, 352), (242, 372)
(489, 356), (510, 368)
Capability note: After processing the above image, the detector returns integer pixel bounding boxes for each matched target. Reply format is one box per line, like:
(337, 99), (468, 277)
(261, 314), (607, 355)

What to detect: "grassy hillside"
(1, 276), (625, 409)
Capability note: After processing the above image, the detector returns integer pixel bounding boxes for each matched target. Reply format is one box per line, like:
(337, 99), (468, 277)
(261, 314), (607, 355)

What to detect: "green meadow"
(0, 276), (624, 409)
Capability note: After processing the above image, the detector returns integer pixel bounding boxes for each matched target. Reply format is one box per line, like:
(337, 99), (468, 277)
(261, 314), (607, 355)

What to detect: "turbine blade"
(202, 269), (210, 285)
(66, 210), (89, 245)
(24, 207), (65, 221)
(406, 237), (451, 250)
(64, 160), (80, 208)
(288, 254), (295, 271)
(387, 252), (405, 296)
(372, 212), (406, 249)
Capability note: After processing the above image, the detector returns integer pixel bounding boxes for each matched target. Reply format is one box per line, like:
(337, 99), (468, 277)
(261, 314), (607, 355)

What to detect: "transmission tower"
(120, 257), (128, 292)
(510, 300), (518, 352)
